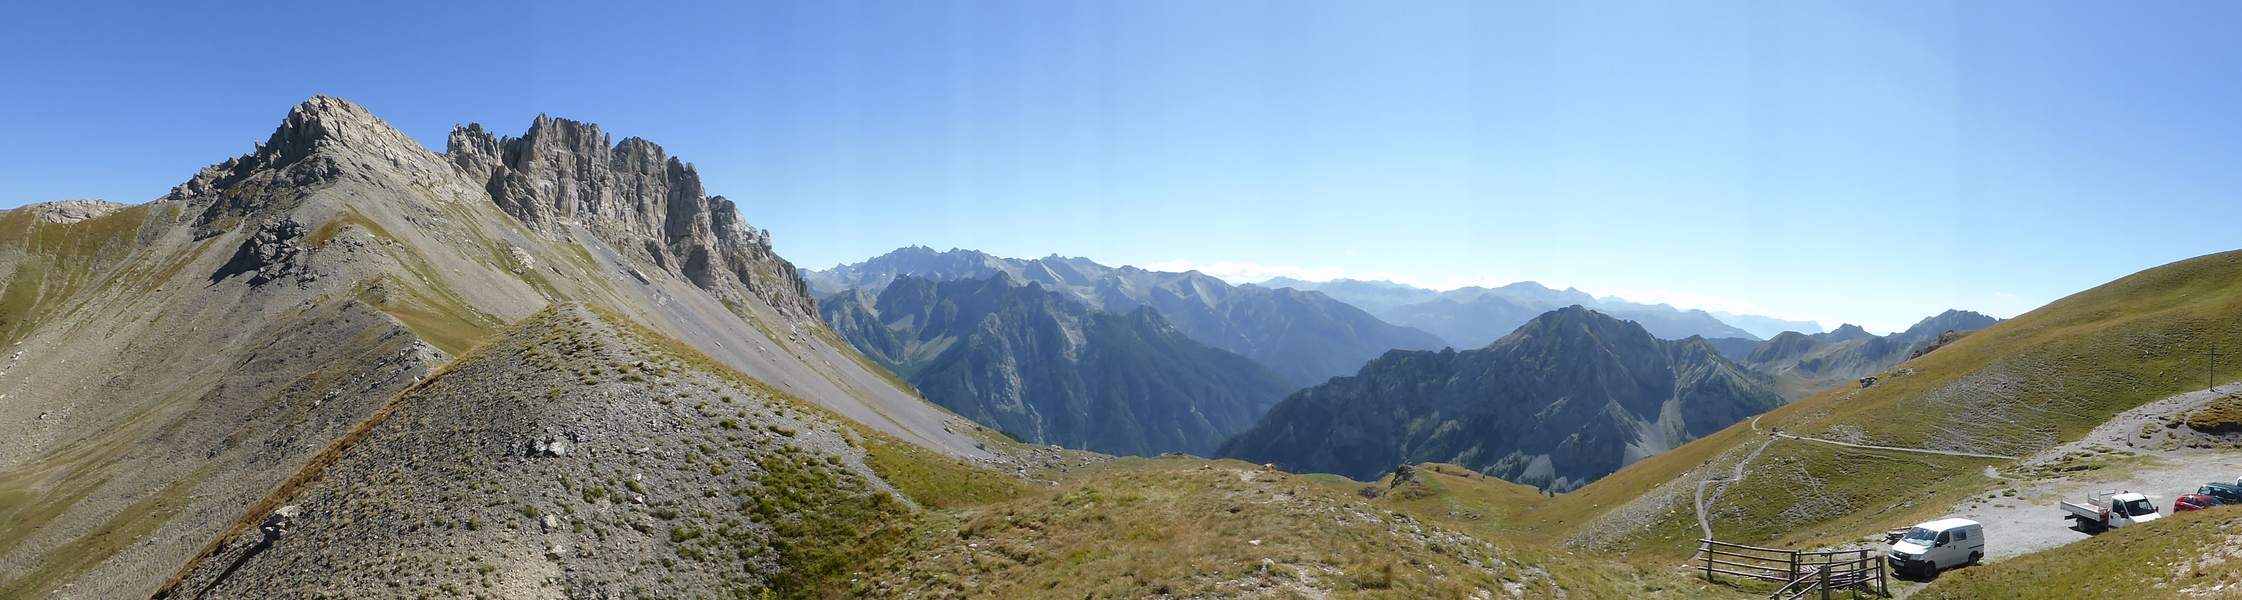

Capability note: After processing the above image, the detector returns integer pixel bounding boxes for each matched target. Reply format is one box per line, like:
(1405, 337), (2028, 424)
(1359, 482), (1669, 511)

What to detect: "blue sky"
(5, 1), (2240, 333)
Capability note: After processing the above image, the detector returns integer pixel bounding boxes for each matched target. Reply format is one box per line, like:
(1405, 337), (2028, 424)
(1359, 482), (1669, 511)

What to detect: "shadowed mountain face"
(1740, 309), (2000, 398)
(822, 274), (1293, 456)
(810, 248), (1445, 386)
(1261, 278), (1761, 348)
(1219, 306), (1783, 491)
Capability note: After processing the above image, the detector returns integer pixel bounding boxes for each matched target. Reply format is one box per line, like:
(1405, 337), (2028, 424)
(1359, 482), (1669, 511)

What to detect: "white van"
(1886, 518), (1984, 576)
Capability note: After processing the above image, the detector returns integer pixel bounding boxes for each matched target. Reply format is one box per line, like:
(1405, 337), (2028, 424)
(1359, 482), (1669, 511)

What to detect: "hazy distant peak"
(1823, 323), (1873, 341)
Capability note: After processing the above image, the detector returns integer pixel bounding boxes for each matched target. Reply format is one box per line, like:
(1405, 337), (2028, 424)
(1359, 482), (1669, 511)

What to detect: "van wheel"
(1923, 560), (1937, 575)
(1968, 551), (1982, 566)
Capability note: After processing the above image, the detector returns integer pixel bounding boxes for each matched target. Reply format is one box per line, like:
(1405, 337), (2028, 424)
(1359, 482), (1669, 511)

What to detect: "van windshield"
(1901, 527), (1937, 544)
(2122, 499), (2158, 516)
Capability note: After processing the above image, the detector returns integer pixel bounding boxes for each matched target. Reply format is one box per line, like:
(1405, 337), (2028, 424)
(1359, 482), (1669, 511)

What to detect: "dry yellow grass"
(2185, 393), (2242, 433)
(860, 457), (1757, 599)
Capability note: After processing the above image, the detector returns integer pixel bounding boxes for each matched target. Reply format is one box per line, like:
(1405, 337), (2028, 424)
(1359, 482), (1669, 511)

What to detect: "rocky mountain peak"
(1497, 306), (1662, 362)
(260, 96), (420, 167)
(164, 96), (450, 239)
(1901, 309), (1999, 339)
(1823, 323), (1873, 341)
(1522, 305), (1614, 331)
(444, 113), (813, 317)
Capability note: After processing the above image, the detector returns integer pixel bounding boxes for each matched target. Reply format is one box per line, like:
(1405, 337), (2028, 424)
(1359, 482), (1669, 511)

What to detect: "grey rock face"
(167, 96), (434, 239)
(445, 116), (814, 318)
(18, 199), (127, 224)
(212, 218), (311, 286)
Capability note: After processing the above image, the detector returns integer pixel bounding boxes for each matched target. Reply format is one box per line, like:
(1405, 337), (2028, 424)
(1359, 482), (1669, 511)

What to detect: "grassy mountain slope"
(156, 304), (1753, 599)
(1550, 250), (2242, 558)
(858, 457), (1757, 600)
(1741, 310), (1999, 399)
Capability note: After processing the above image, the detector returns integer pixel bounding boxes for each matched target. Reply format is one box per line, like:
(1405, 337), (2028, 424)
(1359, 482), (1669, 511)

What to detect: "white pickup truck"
(2060, 490), (2162, 530)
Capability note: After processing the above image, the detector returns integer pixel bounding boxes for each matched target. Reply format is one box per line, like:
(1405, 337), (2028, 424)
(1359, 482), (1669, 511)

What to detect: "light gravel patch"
(1942, 384), (2242, 563)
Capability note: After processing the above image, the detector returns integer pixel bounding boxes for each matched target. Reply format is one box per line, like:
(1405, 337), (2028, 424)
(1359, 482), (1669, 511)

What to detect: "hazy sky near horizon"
(6, 1), (2241, 333)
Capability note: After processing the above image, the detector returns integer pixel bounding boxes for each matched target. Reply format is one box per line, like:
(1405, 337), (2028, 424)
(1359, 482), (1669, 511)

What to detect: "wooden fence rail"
(1697, 539), (1888, 599)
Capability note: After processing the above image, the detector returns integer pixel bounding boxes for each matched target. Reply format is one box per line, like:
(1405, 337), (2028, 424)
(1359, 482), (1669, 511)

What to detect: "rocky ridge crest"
(446, 116), (812, 317)
(17, 199), (127, 224)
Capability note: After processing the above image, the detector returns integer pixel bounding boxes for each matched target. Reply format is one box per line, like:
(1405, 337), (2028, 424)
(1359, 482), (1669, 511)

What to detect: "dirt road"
(1695, 437), (1776, 540)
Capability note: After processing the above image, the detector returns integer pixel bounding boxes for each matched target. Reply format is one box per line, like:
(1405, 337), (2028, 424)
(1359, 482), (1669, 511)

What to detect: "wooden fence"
(1696, 539), (1888, 599)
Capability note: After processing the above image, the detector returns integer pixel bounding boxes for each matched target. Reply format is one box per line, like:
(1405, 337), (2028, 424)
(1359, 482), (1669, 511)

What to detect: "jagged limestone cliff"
(446, 117), (813, 318)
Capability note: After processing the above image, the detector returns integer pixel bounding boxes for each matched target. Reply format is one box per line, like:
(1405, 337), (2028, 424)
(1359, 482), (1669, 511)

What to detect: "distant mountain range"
(1738, 309), (2000, 398)
(810, 248), (2000, 492)
(808, 247), (1446, 386)
(1709, 310), (1827, 339)
(821, 274), (1292, 455)
(1258, 277), (1769, 348)
(1218, 306), (1784, 490)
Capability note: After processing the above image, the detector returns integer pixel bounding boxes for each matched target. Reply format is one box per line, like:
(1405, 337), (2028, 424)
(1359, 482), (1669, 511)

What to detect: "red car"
(2176, 493), (2220, 512)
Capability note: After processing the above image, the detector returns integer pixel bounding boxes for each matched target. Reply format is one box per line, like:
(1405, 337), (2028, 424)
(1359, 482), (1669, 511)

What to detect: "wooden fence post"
(1789, 549), (1800, 583)
(1877, 551), (1889, 597)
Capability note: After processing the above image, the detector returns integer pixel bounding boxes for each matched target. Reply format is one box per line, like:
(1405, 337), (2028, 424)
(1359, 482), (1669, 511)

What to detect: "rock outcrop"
(165, 96), (441, 239)
(446, 116), (813, 317)
(211, 218), (312, 286)
(18, 199), (126, 224)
